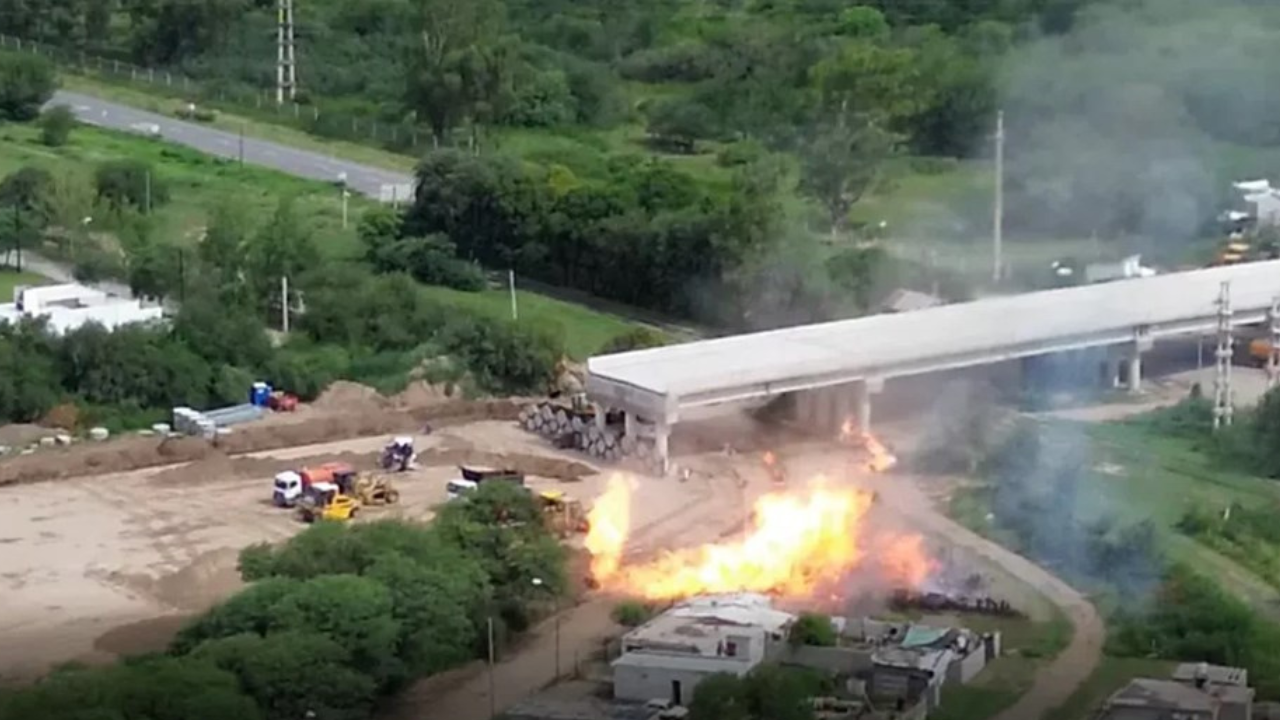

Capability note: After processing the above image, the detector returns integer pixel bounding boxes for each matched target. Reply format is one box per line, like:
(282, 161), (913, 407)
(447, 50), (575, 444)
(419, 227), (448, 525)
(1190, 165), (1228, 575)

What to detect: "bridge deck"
(588, 260), (1280, 405)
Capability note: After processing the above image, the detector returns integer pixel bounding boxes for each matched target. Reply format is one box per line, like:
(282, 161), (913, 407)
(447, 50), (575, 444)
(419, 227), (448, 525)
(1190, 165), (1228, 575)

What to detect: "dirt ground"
(0, 420), (599, 683)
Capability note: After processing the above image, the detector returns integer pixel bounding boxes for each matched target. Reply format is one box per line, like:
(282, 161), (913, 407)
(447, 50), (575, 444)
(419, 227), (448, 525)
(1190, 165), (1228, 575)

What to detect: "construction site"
(1, 262), (1278, 720)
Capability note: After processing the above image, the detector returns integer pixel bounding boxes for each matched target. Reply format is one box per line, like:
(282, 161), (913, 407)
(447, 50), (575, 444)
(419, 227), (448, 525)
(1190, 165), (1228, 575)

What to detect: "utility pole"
(238, 125), (245, 166)
(341, 187), (350, 229)
(281, 275), (290, 333)
(1214, 281), (1234, 429)
(144, 171), (152, 214)
(992, 110), (1005, 283)
(487, 617), (496, 720)
(12, 205), (21, 273)
(276, 0), (297, 105)
(1269, 297), (1280, 389)
(508, 269), (518, 320)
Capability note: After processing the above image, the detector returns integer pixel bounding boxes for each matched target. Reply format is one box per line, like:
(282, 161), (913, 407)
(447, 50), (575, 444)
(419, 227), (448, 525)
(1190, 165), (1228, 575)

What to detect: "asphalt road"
(48, 90), (413, 199)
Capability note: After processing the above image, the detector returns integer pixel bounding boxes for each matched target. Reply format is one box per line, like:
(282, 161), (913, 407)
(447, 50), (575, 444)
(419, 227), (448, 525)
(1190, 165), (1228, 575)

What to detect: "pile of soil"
(393, 380), (453, 408)
(0, 398), (525, 488)
(418, 447), (595, 482)
(311, 381), (389, 412)
(0, 424), (56, 449)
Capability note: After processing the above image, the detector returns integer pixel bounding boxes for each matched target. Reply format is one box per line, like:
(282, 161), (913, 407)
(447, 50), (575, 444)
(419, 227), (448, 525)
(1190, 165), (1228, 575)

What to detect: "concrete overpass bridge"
(586, 260), (1280, 470)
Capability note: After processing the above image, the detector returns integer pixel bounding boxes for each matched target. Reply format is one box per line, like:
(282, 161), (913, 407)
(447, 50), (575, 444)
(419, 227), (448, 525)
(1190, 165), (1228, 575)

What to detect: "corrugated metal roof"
(588, 260), (1280, 399)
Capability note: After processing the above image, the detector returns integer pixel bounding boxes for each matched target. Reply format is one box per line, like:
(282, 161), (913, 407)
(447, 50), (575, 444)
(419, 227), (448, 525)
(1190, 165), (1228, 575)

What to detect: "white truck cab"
(445, 478), (478, 501)
(273, 471), (304, 507)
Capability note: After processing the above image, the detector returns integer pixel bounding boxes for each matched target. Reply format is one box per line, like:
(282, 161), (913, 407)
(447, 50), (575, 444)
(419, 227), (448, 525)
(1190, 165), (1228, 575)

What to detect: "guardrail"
(0, 34), (426, 152)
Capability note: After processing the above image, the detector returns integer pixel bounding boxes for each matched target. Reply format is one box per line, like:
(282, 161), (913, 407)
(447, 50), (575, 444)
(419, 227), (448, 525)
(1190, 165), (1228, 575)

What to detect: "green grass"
(0, 120), (365, 259)
(59, 74), (418, 173)
(949, 419), (1280, 620)
(0, 269), (50, 299)
(1045, 657), (1178, 720)
(929, 656), (1038, 720)
(420, 285), (641, 359)
(0, 122), (646, 355)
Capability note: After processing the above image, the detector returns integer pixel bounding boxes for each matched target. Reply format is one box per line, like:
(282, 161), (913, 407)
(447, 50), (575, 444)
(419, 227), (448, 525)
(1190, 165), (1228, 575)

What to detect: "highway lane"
(48, 90), (413, 200)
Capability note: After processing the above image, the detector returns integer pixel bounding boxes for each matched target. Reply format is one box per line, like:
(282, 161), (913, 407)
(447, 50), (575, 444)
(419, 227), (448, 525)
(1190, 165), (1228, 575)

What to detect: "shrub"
(38, 105), (76, 147)
(612, 600), (656, 627)
(788, 612), (837, 647)
(94, 160), (169, 212)
(0, 51), (55, 121)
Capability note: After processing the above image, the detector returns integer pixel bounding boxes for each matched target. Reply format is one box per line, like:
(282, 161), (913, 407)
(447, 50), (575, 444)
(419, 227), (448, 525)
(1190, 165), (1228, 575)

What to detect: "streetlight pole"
(487, 616), (496, 720)
(532, 577), (560, 680)
(992, 109), (1005, 283)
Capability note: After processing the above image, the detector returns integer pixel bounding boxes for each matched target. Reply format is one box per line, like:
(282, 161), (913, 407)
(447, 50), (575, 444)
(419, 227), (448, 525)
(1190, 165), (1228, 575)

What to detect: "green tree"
(366, 552), (489, 673)
(788, 612), (836, 647)
(199, 202), (251, 287)
(269, 574), (404, 686)
(242, 197), (319, 313)
(0, 51), (55, 121)
(191, 632), (377, 720)
(405, 0), (508, 144)
(38, 104), (76, 147)
(645, 98), (717, 154)
(688, 673), (749, 720)
(798, 119), (897, 236)
(94, 160), (167, 213)
(171, 578), (304, 654)
(442, 315), (562, 393)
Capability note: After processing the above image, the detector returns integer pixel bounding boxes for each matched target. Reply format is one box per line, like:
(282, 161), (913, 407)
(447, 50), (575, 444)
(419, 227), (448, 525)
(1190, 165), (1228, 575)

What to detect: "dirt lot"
(0, 419), (605, 683)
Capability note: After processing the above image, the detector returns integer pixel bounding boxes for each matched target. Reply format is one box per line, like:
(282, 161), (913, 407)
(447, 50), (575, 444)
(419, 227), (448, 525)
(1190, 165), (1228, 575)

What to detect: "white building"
(0, 283), (163, 334)
(612, 593), (795, 706)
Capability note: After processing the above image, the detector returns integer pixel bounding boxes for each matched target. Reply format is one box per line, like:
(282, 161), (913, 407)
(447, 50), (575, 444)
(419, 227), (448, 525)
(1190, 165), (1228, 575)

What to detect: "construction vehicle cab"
(446, 478), (479, 501)
(538, 490), (590, 536)
(352, 473), (401, 505)
(298, 482), (360, 523)
(380, 436), (417, 472)
(272, 470), (305, 507)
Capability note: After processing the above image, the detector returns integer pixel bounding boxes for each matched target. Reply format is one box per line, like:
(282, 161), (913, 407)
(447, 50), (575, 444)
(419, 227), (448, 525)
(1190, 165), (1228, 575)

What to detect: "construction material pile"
(519, 402), (623, 461)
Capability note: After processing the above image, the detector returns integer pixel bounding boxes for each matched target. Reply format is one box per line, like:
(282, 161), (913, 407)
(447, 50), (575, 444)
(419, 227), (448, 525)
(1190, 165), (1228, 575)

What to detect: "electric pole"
(12, 204), (21, 273)
(992, 110), (1005, 283)
(281, 275), (290, 334)
(1269, 297), (1280, 389)
(1214, 281), (1234, 429)
(276, 0), (297, 105)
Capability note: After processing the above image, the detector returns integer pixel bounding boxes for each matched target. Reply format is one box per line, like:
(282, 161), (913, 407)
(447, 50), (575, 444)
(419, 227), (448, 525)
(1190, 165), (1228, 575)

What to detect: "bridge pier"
(1127, 350), (1142, 393)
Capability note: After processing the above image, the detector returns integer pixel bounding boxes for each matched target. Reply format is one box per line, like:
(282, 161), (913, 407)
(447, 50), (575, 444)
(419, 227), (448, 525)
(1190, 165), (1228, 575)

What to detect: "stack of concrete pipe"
(519, 402), (624, 462)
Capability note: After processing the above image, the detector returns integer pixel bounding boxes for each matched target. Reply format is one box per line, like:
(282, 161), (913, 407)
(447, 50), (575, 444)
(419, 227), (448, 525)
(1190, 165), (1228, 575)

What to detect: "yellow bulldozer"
(297, 482), (361, 523)
(349, 473), (401, 506)
(537, 490), (590, 538)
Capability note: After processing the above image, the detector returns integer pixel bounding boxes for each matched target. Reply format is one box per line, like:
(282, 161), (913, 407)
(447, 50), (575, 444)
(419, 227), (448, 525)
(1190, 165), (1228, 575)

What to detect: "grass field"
(0, 269), (50, 299)
(420, 285), (645, 360)
(0, 121), (644, 357)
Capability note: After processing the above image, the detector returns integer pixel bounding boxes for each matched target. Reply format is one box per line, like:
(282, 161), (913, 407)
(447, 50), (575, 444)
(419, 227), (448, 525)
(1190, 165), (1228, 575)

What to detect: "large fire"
(585, 466), (933, 602)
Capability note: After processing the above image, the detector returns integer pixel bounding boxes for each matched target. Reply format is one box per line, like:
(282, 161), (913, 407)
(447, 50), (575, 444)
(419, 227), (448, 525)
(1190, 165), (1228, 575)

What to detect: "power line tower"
(1213, 281), (1234, 429)
(1269, 297), (1280, 389)
(276, 0), (297, 105)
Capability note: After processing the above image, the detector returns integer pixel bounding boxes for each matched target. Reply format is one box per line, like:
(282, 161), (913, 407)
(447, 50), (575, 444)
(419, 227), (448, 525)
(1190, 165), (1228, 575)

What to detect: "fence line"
(0, 34), (424, 151)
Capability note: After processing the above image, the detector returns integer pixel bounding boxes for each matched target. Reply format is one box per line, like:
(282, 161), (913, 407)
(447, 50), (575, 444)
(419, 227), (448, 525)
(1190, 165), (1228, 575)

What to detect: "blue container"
(249, 382), (273, 407)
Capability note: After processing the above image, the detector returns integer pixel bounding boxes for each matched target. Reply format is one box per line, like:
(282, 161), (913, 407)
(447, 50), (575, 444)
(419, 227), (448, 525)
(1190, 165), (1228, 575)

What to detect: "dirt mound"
(0, 424), (55, 448)
(393, 380), (453, 408)
(0, 399), (525, 487)
(312, 381), (388, 411)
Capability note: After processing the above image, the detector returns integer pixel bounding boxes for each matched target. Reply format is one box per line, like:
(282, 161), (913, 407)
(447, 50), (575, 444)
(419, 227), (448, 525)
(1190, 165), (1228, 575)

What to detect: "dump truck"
(297, 482), (360, 523)
(273, 461), (358, 507)
(446, 465), (526, 500)
(538, 490), (590, 537)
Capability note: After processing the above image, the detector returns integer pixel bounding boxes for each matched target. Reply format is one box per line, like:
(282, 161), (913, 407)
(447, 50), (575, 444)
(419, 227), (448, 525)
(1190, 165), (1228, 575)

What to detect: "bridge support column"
(624, 411), (636, 438)
(1127, 351), (1142, 394)
(593, 403), (606, 430)
(654, 421), (670, 476)
(854, 378), (883, 433)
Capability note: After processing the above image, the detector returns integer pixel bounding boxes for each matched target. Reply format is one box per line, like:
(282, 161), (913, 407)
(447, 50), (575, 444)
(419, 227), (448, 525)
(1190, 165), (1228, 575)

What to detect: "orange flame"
(878, 534), (937, 587)
(839, 419), (897, 473)
(585, 477), (933, 601)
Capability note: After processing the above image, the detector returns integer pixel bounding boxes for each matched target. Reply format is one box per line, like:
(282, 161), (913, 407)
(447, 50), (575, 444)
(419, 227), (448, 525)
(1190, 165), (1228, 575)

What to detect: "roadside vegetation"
(940, 391), (1280, 712)
(0, 482), (570, 720)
